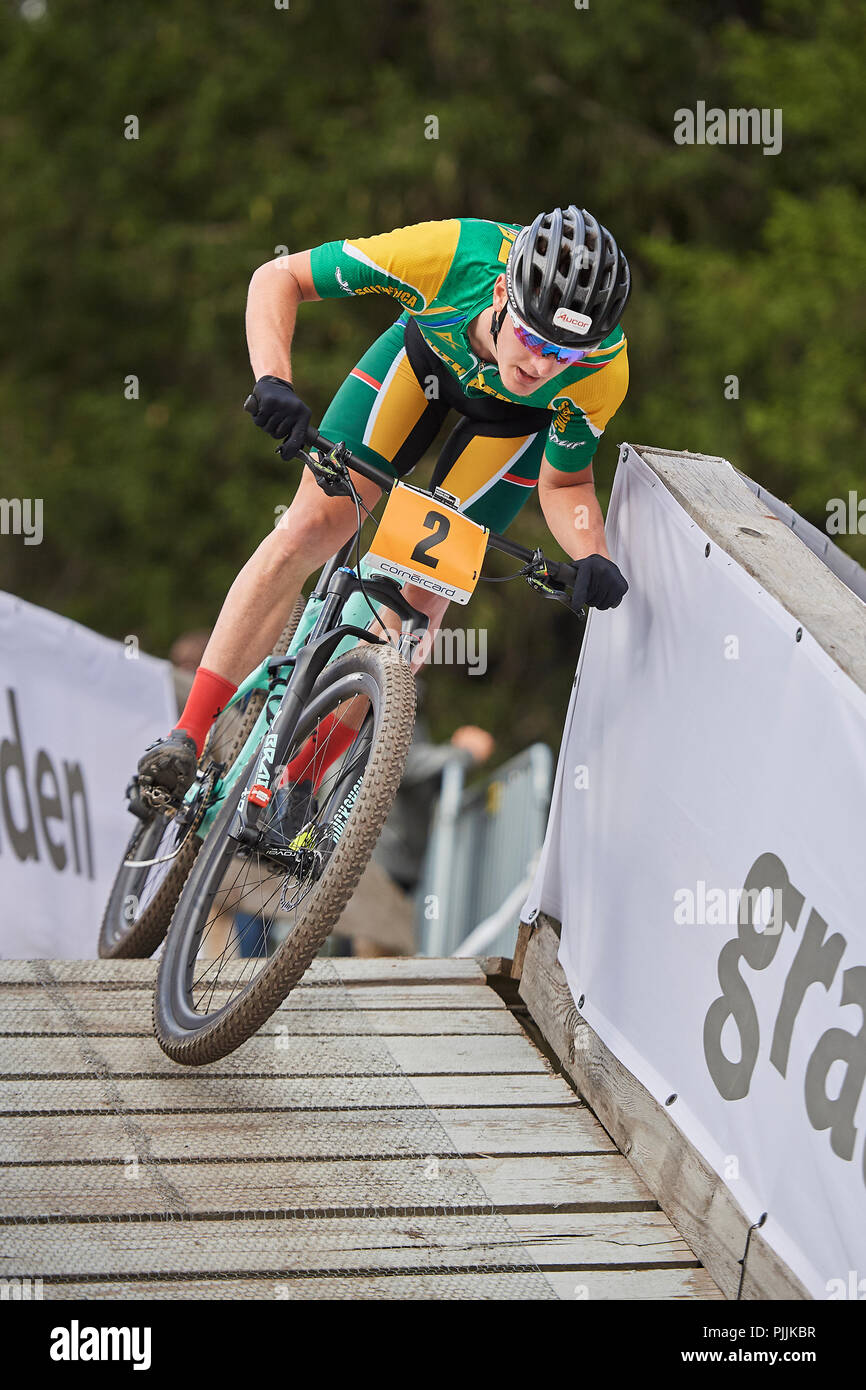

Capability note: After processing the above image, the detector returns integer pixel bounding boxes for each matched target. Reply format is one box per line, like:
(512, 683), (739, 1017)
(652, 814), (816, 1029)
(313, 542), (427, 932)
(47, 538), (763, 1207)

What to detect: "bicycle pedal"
(130, 773), (171, 816)
(125, 776), (153, 823)
(137, 773), (188, 818)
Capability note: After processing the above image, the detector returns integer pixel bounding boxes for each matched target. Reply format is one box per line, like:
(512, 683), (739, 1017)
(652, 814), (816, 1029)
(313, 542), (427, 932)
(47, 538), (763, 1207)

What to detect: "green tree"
(1, 0), (862, 755)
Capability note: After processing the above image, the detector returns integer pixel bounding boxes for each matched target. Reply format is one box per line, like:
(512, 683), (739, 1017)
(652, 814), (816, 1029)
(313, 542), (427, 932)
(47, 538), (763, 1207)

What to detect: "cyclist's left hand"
(571, 554), (628, 611)
(248, 375), (311, 457)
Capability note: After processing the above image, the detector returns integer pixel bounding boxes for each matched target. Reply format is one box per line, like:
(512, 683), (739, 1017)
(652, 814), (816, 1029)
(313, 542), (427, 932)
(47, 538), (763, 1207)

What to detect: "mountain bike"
(101, 421), (584, 1065)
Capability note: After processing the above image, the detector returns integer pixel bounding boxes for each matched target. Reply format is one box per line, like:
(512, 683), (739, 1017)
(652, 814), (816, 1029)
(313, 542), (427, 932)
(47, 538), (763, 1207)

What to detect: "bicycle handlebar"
(243, 395), (581, 593)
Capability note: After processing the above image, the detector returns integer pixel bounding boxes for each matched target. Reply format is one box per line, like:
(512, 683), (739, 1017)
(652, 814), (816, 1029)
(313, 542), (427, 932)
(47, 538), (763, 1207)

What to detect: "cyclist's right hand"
(247, 375), (311, 457)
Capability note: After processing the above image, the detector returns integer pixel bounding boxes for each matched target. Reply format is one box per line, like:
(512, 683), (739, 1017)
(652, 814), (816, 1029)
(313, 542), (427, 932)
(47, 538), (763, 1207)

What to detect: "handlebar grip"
(304, 426), (332, 453)
(243, 393), (259, 416)
(556, 559), (581, 587)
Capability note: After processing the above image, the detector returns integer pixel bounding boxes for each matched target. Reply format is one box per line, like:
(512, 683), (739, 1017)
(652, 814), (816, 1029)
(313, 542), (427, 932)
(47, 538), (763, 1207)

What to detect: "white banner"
(0, 592), (177, 958)
(523, 445), (866, 1300)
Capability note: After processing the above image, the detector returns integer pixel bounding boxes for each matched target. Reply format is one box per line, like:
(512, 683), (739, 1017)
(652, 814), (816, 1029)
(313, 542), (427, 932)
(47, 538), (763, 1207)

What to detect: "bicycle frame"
(181, 425), (581, 844)
(189, 548), (429, 842)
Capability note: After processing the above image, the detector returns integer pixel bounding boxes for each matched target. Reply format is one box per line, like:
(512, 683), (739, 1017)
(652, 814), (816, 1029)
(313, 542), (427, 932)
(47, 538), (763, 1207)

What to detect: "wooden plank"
(544, 1267), (723, 1300)
(430, 1106), (611, 1156)
(0, 957), (485, 986)
(0, 1033), (548, 1077)
(0, 1210), (696, 1277)
(0, 1153), (655, 1218)
(518, 917), (808, 1300)
(509, 1209), (696, 1265)
(512, 921), (534, 980)
(519, 919), (743, 1297)
(740, 1227), (812, 1301)
(0, 1212), (542, 1277)
(0, 1105), (611, 1164)
(331, 957), (486, 984)
(0, 962), (159, 986)
(634, 444), (866, 692)
(34, 1274), (558, 1300)
(411, 1073), (579, 1109)
(0, 1071), (582, 1113)
(0, 984), (507, 1011)
(29, 1269), (720, 1299)
(477, 956), (512, 978)
(464, 1154), (654, 1210)
(0, 1005), (522, 1037)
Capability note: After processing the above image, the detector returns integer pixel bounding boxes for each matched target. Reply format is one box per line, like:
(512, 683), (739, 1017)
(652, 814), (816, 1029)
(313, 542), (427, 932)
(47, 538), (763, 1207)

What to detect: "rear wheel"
(99, 598), (306, 959)
(154, 641), (416, 1065)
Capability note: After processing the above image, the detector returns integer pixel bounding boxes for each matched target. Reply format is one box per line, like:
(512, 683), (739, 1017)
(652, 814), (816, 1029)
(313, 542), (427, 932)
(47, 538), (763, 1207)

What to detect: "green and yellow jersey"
(309, 217), (629, 472)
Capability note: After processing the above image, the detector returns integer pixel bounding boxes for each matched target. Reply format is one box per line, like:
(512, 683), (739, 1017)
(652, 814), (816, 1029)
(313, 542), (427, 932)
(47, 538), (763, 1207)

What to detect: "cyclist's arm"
(538, 462), (612, 563)
(246, 250), (320, 381)
(246, 221), (457, 380)
(538, 345), (629, 561)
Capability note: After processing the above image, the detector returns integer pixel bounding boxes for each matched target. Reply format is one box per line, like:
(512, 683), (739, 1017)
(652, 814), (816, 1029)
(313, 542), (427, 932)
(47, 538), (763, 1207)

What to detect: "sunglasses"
(507, 305), (593, 365)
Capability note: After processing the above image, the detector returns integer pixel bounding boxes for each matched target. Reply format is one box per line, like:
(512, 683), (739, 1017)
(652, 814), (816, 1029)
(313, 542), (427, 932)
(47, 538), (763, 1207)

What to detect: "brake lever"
(293, 441), (354, 498)
(523, 548), (565, 596)
(523, 549), (587, 618)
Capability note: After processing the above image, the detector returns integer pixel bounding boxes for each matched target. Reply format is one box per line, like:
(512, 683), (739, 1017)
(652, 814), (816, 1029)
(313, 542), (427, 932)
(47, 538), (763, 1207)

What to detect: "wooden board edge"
(511, 922), (534, 980)
(740, 1227), (812, 1301)
(628, 442), (866, 694)
(517, 917), (810, 1302)
(475, 956), (513, 979)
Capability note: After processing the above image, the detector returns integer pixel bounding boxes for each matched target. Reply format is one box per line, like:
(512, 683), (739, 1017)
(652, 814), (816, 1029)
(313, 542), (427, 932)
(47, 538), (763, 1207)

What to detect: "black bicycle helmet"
(505, 205), (631, 348)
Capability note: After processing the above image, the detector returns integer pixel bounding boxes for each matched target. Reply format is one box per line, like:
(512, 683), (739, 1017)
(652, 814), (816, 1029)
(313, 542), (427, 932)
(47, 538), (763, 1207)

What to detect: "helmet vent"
(507, 204), (631, 347)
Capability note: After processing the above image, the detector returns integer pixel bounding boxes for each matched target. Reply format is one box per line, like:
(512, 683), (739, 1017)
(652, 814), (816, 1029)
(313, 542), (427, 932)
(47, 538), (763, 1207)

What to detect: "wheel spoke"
(181, 693), (376, 1015)
(154, 643), (416, 1062)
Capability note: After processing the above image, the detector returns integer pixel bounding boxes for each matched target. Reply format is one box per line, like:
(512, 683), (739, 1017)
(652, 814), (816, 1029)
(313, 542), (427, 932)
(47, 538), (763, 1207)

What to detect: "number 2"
(410, 510), (451, 570)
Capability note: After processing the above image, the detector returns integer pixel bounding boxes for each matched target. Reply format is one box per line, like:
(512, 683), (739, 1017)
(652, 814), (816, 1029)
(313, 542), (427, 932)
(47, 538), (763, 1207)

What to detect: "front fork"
(225, 563), (428, 852)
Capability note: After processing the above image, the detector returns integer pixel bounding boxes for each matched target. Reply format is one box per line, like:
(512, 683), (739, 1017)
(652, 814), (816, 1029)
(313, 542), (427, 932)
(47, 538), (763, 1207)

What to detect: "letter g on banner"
(703, 853), (805, 1100)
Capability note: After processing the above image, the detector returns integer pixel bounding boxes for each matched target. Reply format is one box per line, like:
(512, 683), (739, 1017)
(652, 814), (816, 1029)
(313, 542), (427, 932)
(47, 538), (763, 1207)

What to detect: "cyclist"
(137, 205), (632, 805)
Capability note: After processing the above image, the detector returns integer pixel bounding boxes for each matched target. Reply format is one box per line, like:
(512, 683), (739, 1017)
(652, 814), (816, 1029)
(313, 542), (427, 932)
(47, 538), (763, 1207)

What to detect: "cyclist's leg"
(430, 417), (548, 533)
(138, 321), (445, 797)
(272, 327), (449, 783)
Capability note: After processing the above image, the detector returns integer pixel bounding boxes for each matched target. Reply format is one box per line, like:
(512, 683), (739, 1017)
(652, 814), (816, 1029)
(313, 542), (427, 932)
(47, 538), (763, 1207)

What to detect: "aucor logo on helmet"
(552, 306), (592, 335)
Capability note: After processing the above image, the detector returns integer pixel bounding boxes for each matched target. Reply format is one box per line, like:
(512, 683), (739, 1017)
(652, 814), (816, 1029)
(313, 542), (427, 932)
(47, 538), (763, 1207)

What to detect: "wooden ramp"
(0, 957), (721, 1300)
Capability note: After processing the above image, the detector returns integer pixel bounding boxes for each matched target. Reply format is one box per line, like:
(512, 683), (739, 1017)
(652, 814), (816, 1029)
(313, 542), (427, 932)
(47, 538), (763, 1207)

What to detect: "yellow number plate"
(366, 483), (488, 605)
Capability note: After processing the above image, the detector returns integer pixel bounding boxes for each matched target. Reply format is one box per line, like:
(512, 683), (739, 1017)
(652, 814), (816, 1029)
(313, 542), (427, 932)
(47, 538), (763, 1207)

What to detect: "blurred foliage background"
(1, 0), (864, 756)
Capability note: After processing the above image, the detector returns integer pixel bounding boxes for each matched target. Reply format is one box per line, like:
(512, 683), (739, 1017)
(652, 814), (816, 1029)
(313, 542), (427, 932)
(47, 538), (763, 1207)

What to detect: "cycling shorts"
(319, 317), (554, 534)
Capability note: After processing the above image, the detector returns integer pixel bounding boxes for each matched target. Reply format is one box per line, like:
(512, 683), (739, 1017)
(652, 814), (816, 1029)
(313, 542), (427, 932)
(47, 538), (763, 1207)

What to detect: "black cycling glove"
(571, 554), (629, 611)
(247, 375), (311, 458)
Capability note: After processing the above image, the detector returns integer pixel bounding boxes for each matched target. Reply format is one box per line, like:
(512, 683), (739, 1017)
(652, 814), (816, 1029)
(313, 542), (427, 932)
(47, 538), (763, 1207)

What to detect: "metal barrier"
(416, 743), (553, 959)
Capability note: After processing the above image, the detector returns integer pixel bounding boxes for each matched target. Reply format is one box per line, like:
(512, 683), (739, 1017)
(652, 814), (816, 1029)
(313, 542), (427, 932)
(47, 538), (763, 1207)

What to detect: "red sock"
(280, 711), (358, 793)
(175, 666), (238, 757)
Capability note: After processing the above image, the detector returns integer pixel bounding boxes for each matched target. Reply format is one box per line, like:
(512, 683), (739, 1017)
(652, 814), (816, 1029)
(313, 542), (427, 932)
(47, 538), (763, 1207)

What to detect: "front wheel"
(154, 641), (416, 1065)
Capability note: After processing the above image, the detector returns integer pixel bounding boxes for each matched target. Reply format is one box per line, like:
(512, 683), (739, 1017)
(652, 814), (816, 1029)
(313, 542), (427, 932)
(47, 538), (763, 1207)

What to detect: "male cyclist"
(137, 206), (631, 805)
